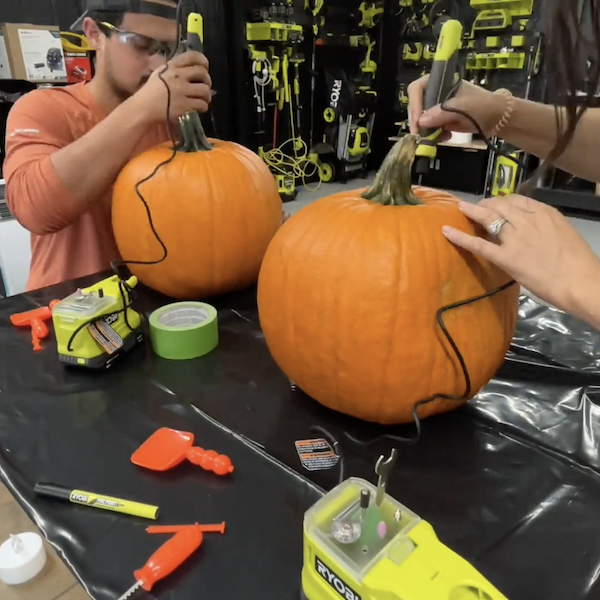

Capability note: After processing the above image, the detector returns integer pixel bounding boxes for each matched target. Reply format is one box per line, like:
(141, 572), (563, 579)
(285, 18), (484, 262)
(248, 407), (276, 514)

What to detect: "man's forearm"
(503, 99), (600, 183)
(50, 97), (155, 205)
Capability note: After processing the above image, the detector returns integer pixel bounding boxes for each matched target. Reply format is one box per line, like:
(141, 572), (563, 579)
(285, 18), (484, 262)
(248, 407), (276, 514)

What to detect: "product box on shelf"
(0, 24), (67, 83)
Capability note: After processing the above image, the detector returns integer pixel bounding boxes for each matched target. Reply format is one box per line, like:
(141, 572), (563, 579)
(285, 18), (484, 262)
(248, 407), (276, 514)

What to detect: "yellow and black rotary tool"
(186, 11), (203, 53)
(415, 19), (463, 184)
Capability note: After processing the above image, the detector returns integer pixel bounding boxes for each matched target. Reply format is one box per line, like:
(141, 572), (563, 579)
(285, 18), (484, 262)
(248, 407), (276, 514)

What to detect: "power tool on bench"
(414, 19), (463, 184)
(52, 275), (143, 369)
(301, 450), (510, 600)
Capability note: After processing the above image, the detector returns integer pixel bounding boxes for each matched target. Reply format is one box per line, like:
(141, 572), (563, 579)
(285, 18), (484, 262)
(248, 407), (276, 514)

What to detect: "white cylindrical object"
(0, 532), (47, 585)
(449, 131), (473, 145)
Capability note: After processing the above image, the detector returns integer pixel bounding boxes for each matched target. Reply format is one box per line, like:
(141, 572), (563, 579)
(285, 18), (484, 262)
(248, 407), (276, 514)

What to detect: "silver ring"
(486, 218), (508, 237)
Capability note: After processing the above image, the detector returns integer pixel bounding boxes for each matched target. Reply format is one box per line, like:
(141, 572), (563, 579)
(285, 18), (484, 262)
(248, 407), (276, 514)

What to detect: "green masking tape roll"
(149, 302), (219, 360)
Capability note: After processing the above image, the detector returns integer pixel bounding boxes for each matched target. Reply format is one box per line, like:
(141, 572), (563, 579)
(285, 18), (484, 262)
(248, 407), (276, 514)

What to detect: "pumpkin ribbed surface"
(112, 139), (283, 299)
(257, 185), (519, 425)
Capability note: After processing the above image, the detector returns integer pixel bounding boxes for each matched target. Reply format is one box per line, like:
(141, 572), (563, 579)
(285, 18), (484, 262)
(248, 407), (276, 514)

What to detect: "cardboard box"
(0, 31), (11, 79)
(0, 24), (67, 83)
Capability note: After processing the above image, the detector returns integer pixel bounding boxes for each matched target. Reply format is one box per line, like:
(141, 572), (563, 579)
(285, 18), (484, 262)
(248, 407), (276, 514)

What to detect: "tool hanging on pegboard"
(246, 2), (324, 200)
(394, 0), (462, 135)
(310, 1), (384, 183)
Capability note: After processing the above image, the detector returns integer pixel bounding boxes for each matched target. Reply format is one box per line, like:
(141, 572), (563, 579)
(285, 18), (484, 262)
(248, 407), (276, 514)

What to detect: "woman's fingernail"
(457, 201), (469, 211)
(442, 226), (453, 235)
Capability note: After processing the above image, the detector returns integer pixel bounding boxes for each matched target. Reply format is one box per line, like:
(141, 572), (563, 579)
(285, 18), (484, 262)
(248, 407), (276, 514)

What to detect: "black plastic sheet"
(1, 276), (600, 600)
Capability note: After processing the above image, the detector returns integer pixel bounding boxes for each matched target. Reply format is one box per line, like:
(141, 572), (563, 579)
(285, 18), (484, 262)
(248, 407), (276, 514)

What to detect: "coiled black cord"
(342, 279), (516, 448)
(310, 425), (346, 485)
(310, 78), (522, 460)
(67, 15), (186, 351)
(110, 28), (184, 278)
(440, 77), (529, 171)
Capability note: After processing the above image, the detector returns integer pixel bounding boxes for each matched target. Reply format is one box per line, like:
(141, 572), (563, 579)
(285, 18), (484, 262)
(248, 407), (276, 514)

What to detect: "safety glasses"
(98, 21), (179, 58)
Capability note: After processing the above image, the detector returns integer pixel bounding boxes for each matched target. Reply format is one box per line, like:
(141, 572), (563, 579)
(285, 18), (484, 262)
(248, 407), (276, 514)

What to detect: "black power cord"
(110, 0), (190, 278)
(440, 77), (529, 172)
(311, 79), (523, 457)
(342, 279), (516, 448)
(67, 3), (190, 351)
(310, 425), (346, 485)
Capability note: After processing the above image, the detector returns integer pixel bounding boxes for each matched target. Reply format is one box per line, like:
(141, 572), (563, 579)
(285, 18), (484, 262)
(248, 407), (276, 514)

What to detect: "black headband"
(71, 0), (178, 31)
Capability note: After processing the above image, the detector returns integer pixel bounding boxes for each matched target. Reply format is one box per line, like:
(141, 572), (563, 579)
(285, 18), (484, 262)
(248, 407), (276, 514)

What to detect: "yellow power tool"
(301, 459), (510, 600)
(52, 275), (143, 369)
(415, 19), (463, 182)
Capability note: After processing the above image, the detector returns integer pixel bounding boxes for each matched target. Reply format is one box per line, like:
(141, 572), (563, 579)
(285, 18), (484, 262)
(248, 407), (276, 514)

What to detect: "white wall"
(0, 179), (31, 296)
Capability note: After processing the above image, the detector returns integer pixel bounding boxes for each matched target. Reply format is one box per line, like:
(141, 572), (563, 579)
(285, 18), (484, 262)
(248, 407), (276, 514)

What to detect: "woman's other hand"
(442, 195), (600, 316)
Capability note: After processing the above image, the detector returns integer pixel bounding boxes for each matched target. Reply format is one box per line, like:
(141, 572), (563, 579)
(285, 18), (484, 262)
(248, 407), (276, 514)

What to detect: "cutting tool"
(415, 19), (463, 183)
(375, 448), (398, 506)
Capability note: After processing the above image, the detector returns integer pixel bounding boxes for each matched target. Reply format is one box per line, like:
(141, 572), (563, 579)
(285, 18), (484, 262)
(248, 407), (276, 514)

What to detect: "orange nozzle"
(10, 302), (58, 352)
(10, 306), (52, 328)
(146, 522), (226, 535)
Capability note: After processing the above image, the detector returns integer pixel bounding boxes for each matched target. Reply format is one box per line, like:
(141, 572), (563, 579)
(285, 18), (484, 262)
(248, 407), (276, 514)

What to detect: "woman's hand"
(407, 77), (506, 137)
(442, 195), (600, 316)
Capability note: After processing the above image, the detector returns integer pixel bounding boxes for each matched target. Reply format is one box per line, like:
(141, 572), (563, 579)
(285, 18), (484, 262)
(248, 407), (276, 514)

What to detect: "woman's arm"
(566, 275), (600, 331)
(410, 77), (600, 183)
(501, 99), (600, 183)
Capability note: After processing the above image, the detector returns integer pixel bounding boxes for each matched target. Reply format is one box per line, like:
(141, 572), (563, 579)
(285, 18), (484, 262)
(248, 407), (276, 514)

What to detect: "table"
(2, 276), (600, 600)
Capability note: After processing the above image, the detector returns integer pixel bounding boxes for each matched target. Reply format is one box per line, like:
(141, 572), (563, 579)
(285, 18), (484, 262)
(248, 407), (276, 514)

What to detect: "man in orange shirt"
(3, 0), (213, 290)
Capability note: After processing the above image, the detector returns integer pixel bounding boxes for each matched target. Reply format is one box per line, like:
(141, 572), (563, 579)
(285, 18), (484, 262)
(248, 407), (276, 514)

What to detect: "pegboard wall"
(0, 0), (561, 177)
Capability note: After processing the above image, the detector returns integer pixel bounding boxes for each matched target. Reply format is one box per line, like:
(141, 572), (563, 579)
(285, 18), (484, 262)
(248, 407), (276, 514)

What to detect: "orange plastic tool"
(117, 522), (226, 599)
(10, 300), (60, 352)
(131, 428), (234, 476)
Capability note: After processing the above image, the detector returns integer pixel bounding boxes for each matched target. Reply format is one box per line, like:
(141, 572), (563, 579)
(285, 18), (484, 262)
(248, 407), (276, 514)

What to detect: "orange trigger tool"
(117, 523), (226, 600)
(10, 300), (60, 352)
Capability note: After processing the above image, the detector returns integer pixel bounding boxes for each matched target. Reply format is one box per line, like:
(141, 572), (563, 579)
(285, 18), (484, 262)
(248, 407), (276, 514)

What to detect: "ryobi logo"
(71, 493), (89, 503)
(105, 313), (119, 326)
(329, 79), (343, 108)
(315, 557), (361, 600)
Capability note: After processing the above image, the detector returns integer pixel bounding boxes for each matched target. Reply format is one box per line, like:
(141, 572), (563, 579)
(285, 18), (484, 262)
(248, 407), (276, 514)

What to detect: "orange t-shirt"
(3, 82), (168, 291)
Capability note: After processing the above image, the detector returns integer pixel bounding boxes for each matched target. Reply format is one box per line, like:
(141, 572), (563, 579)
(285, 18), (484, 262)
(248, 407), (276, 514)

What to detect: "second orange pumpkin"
(257, 137), (519, 425)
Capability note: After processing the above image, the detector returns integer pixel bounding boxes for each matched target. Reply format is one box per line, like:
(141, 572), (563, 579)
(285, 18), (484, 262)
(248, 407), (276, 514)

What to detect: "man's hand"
(442, 195), (600, 316)
(132, 51), (212, 124)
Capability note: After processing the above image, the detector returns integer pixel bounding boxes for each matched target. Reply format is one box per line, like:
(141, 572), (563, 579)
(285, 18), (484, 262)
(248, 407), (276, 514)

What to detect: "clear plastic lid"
(52, 289), (117, 321)
(304, 477), (421, 583)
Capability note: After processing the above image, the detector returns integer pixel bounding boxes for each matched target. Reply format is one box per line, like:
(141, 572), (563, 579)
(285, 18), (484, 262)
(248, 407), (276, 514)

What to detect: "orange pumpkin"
(257, 136), (519, 425)
(112, 113), (282, 299)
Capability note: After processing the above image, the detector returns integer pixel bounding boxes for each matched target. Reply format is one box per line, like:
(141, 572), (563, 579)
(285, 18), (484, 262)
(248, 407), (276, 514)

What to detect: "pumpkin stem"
(362, 134), (421, 206)
(177, 112), (213, 153)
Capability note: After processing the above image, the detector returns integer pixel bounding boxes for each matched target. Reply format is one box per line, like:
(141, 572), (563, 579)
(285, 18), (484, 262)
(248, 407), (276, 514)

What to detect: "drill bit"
(360, 488), (370, 520)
